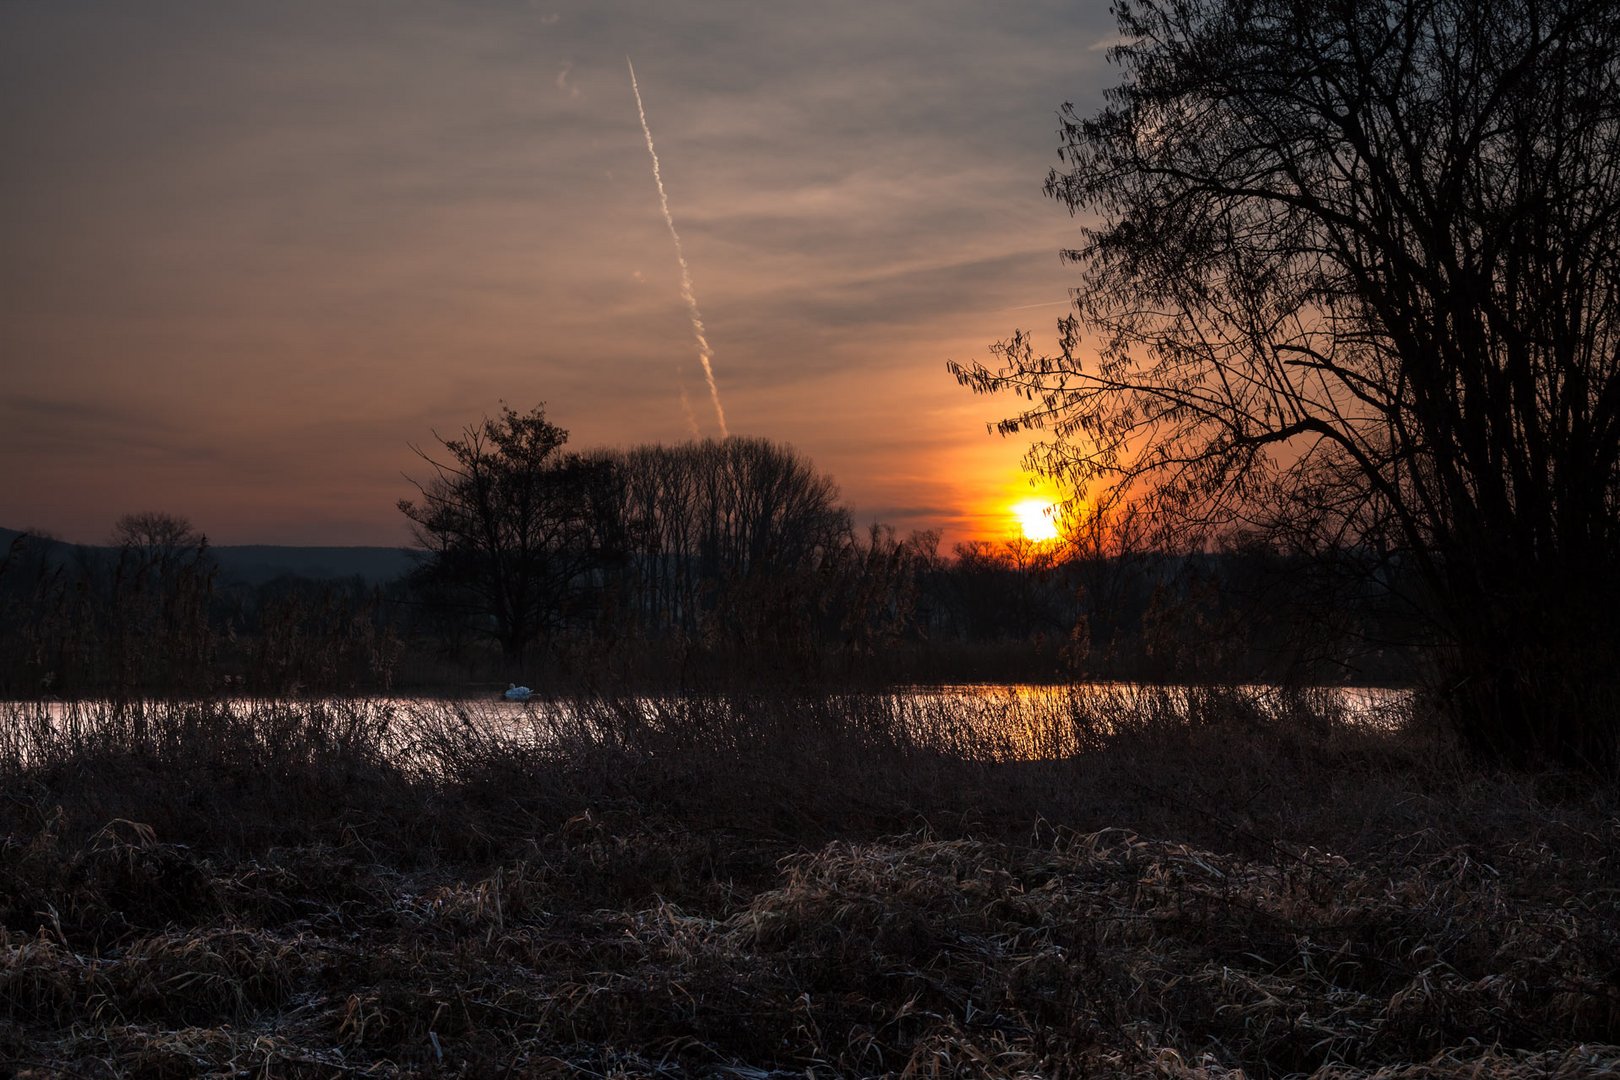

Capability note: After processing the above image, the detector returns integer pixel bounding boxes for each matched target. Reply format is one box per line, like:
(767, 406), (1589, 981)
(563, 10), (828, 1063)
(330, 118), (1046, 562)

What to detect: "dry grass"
(0, 687), (1616, 1076)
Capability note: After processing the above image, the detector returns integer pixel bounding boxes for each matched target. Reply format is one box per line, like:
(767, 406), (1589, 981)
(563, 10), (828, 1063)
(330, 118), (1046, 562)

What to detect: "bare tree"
(952, 0), (1620, 767)
(399, 404), (622, 666)
(606, 438), (852, 648)
(106, 512), (214, 692)
(111, 512), (205, 578)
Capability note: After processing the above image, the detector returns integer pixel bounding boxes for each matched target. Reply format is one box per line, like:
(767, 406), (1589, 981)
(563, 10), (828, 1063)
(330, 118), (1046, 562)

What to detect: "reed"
(0, 687), (1614, 1075)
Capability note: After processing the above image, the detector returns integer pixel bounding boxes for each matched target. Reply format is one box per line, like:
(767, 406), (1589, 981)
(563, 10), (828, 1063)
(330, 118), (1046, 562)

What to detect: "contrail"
(1001, 299), (1074, 311)
(628, 57), (728, 438)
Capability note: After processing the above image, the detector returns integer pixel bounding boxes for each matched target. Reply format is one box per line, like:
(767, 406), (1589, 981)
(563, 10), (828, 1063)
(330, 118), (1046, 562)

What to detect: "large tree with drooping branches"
(952, 0), (1620, 768)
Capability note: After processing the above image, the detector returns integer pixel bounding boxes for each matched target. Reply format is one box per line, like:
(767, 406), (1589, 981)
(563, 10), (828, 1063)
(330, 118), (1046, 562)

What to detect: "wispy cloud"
(0, 0), (1119, 544)
(555, 60), (580, 98)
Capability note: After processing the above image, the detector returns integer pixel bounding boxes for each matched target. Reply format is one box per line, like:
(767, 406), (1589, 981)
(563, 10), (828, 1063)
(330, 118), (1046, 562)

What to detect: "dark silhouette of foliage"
(952, 0), (1620, 769)
(110, 512), (204, 577)
(607, 438), (853, 653)
(0, 448), (1409, 695)
(107, 512), (216, 694)
(398, 404), (623, 666)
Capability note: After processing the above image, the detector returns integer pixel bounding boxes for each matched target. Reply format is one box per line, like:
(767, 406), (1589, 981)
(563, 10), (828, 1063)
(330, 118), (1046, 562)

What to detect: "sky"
(1, 1), (1121, 547)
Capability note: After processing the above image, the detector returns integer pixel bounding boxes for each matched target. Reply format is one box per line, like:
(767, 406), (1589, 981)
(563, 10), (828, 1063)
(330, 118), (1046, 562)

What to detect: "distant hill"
(0, 527), (78, 571)
(209, 545), (416, 586)
(0, 527), (416, 585)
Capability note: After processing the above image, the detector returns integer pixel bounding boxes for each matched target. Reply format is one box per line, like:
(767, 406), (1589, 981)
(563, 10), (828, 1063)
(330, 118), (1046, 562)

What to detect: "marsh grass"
(0, 686), (1616, 1076)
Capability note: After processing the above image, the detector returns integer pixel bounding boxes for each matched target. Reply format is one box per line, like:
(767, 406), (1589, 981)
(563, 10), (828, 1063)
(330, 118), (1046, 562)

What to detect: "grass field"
(1, 688), (1616, 1077)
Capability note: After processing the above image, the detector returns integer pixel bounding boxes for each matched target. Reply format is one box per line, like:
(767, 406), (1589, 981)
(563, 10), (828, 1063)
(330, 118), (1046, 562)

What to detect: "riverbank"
(2, 689), (1615, 1076)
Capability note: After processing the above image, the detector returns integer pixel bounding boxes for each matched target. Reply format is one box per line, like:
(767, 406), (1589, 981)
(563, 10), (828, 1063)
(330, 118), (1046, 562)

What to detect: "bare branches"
(400, 405), (618, 665)
(961, 0), (1620, 766)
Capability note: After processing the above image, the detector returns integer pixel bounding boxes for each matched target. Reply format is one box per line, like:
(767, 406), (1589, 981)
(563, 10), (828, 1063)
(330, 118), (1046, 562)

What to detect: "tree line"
(0, 410), (1399, 697)
(398, 406), (921, 667)
(394, 404), (1402, 684)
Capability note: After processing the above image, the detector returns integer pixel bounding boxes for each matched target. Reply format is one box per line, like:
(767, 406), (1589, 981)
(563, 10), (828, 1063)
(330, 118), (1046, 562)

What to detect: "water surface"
(4, 683), (1409, 766)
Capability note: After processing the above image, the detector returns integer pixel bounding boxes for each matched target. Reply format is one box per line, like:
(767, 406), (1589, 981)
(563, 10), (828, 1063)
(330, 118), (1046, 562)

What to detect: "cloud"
(0, 393), (213, 463)
(555, 60), (580, 98)
(0, 0), (1119, 545)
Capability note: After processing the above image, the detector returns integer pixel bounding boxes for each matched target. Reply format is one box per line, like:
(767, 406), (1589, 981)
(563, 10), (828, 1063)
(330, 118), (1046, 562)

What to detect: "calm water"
(4, 683), (1410, 764)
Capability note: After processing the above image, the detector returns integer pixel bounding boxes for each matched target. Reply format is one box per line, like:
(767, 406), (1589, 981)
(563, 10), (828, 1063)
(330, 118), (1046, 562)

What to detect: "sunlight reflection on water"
(891, 683), (1409, 758)
(6, 683), (1410, 766)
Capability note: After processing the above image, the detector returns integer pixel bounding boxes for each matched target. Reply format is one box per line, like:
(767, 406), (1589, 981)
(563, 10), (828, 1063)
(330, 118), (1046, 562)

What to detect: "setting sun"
(1012, 498), (1060, 542)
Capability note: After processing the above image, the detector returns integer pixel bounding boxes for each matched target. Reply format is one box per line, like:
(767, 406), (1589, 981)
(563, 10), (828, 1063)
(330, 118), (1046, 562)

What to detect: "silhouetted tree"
(110, 512), (204, 577)
(399, 404), (622, 666)
(606, 438), (851, 652)
(107, 511), (215, 693)
(944, 540), (1070, 643)
(953, 0), (1620, 769)
(827, 524), (929, 660)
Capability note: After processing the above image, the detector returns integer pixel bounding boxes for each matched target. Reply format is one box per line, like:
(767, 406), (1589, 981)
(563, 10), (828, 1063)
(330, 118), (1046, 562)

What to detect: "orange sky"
(1, 2), (1119, 547)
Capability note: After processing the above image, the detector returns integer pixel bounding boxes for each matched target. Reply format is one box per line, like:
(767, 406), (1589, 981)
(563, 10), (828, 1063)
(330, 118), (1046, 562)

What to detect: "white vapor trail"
(628, 57), (728, 438)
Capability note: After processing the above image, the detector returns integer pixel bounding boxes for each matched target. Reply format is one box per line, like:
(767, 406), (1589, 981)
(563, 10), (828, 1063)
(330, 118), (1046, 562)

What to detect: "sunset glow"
(1012, 498), (1060, 542)
(0, 2), (1120, 547)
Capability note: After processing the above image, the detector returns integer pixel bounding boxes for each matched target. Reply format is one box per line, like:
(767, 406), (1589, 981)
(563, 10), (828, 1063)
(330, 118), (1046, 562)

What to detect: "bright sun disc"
(1012, 499), (1059, 542)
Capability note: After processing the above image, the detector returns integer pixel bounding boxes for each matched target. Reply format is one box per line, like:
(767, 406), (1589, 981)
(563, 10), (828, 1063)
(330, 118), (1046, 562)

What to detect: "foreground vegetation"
(1, 687), (1617, 1077)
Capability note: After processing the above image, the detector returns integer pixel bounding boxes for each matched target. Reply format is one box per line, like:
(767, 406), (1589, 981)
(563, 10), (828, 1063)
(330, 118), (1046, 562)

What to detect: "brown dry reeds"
(0, 686), (1615, 1076)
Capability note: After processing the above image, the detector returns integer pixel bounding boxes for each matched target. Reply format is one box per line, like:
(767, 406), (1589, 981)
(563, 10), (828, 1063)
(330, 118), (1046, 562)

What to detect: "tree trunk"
(1443, 581), (1620, 773)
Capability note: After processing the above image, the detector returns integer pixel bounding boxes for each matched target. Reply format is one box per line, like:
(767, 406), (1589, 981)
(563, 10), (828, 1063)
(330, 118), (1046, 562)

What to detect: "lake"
(2, 683), (1409, 766)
